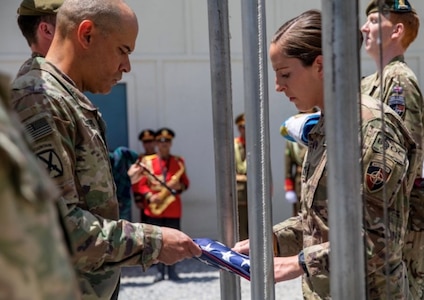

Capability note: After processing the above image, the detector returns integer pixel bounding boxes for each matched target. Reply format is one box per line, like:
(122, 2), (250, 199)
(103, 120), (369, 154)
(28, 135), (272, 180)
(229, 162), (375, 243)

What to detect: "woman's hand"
(232, 239), (250, 255)
(274, 255), (304, 282)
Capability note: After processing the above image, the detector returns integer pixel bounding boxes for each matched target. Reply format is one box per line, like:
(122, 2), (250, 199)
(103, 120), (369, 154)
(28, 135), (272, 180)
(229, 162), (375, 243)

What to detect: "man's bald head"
(55, 0), (137, 38)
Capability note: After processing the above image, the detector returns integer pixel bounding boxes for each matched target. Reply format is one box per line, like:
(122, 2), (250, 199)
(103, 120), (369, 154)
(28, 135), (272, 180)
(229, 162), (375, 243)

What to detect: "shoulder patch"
(372, 132), (406, 165)
(388, 85), (405, 117)
(37, 148), (64, 178)
(24, 116), (53, 142)
(366, 160), (392, 193)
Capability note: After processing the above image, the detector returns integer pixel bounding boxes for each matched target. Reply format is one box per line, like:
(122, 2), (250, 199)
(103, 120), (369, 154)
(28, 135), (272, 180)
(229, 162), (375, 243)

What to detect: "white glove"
(285, 190), (298, 204)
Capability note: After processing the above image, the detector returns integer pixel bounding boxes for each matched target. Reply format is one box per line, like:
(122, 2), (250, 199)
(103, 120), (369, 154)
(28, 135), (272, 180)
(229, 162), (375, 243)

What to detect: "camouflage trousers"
(237, 181), (248, 240)
(404, 186), (424, 300)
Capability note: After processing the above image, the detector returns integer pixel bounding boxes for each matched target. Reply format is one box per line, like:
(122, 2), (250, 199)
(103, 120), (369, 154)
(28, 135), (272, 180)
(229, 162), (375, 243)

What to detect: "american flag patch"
(193, 238), (250, 280)
(25, 117), (52, 141)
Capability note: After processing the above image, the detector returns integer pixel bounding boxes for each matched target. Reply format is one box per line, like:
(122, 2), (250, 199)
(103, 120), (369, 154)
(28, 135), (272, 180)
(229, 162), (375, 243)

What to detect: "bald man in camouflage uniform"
(16, 0), (63, 78)
(0, 73), (80, 299)
(11, 0), (201, 299)
(361, 1), (424, 298)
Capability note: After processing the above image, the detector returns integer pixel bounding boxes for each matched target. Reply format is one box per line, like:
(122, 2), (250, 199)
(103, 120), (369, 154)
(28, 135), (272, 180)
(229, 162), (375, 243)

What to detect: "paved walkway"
(119, 259), (303, 299)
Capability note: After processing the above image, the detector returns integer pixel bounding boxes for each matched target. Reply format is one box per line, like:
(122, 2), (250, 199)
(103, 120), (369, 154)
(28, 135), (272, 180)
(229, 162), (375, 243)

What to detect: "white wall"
(1, 0), (423, 239)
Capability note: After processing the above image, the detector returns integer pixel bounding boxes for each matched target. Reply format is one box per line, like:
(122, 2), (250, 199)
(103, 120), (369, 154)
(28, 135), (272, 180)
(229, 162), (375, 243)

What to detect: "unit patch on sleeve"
(366, 160), (393, 193)
(372, 132), (406, 165)
(37, 148), (64, 178)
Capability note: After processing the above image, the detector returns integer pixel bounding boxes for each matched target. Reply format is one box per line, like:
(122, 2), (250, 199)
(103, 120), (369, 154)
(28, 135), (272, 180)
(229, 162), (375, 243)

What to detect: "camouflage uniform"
(235, 135), (248, 240)
(362, 55), (424, 299)
(11, 57), (163, 299)
(15, 0), (63, 78)
(0, 73), (79, 299)
(273, 95), (418, 299)
(285, 141), (307, 216)
(16, 53), (44, 79)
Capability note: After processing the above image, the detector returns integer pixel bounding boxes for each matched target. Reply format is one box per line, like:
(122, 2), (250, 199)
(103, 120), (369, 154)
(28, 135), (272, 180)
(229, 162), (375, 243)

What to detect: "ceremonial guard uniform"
(133, 128), (189, 282)
(137, 128), (156, 159)
(133, 129), (156, 221)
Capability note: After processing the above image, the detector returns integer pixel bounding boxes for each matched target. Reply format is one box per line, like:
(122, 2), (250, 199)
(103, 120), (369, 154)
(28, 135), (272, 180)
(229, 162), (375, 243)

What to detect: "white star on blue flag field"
(193, 238), (251, 280)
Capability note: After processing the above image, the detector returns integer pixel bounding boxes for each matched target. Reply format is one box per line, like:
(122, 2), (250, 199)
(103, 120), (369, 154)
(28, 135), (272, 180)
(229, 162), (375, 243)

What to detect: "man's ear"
(39, 22), (55, 40)
(77, 20), (94, 48)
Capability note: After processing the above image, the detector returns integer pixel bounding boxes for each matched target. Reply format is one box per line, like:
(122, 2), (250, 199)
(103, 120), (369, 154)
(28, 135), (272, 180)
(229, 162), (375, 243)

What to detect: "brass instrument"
(149, 160), (185, 215)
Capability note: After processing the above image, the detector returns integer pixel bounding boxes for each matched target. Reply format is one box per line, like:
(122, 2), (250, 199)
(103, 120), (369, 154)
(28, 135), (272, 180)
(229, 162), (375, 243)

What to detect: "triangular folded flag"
(193, 238), (251, 281)
(280, 111), (321, 146)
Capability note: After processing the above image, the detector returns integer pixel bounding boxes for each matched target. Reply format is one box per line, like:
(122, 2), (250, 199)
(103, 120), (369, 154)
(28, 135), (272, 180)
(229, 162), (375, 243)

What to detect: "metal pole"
(240, 1), (275, 299)
(207, 1), (241, 299)
(322, 0), (366, 299)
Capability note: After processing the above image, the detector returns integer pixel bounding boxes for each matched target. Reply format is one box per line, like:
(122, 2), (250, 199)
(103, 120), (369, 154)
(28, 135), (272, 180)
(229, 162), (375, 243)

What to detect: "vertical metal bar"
(206, 1), (241, 299)
(240, 1), (275, 299)
(322, 0), (366, 299)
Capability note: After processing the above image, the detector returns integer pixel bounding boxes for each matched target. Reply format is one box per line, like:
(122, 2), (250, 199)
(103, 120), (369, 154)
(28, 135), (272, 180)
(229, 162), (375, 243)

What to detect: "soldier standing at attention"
(284, 140), (307, 216)
(129, 129), (157, 221)
(0, 72), (80, 299)
(16, 0), (63, 78)
(234, 113), (249, 240)
(132, 128), (190, 282)
(234, 10), (419, 298)
(10, 0), (201, 299)
(138, 128), (157, 158)
(361, 1), (424, 298)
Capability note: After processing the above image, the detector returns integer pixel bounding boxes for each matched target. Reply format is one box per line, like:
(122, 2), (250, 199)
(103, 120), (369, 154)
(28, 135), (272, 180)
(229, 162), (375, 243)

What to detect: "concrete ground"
(119, 259), (303, 299)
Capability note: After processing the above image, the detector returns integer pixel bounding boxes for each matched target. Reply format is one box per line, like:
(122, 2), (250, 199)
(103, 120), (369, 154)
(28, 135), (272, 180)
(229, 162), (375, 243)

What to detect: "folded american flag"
(193, 238), (250, 281)
(279, 111), (321, 146)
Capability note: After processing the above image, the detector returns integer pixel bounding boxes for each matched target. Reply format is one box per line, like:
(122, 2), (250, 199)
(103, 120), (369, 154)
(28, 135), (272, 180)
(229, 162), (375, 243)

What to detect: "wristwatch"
(298, 250), (310, 277)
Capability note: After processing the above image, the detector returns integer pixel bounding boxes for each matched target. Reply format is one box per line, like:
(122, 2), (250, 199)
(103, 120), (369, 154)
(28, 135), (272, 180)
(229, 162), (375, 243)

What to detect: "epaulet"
(143, 154), (158, 161)
(361, 94), (415, 147)
(360, 94), (395, 121)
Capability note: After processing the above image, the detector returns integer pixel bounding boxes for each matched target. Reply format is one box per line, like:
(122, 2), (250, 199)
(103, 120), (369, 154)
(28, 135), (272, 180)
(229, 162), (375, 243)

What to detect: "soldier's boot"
(168, 265), (181, 281)
(153, 263), (165, 283)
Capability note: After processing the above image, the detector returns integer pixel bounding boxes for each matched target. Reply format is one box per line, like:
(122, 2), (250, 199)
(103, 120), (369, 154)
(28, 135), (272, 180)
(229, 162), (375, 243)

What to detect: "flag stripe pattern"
(193, 238), (250, 281)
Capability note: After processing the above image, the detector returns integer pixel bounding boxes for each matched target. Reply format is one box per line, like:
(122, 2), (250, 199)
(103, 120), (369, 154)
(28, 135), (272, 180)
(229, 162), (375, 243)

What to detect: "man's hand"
(157, 227), (202, 265)
(149, 193), (163, 204)
(167, 180), (182, 191)
(236, 174), (247, 182)
(127, 161), (144, 184)
(232, 239), (250, 255)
